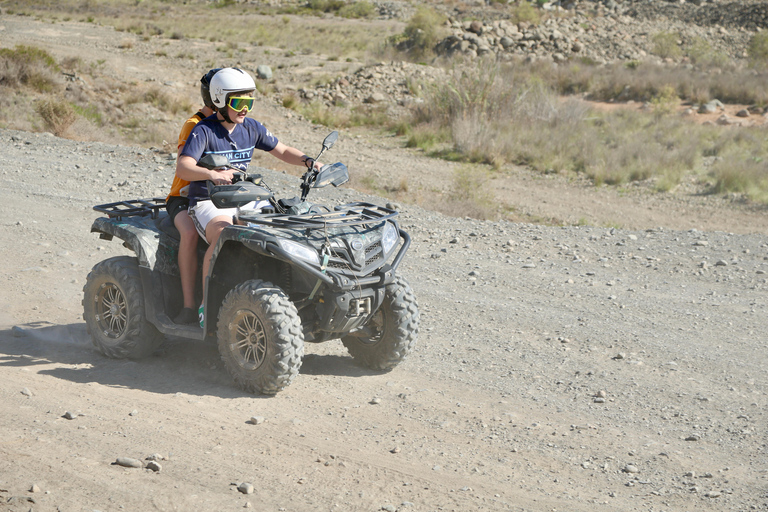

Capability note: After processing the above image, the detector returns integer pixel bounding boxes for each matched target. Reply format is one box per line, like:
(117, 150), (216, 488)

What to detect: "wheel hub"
(231, 310), (267, 370)
(96, 283), (127, 339)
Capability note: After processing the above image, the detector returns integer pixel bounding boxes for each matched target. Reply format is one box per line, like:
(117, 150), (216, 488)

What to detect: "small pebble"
(146, 461), (162, 472)
(623, 464), (640, 474)
(238, 482), (254, 495)
(370, 398), (381, 405)
(249, 416), (265, 425)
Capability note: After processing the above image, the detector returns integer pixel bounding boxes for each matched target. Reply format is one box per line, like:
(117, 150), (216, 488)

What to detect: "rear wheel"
(217, 280), (304, 395)
(342, 275), (419, 370)
(83, 256), (163, 359)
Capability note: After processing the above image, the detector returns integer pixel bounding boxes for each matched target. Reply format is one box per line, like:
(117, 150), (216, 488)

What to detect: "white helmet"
(209, 68), (256, 109)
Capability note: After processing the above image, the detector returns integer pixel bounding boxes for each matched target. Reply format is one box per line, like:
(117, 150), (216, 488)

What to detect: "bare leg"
(201, 215), (233, 297)
(174, 210), (199, 310)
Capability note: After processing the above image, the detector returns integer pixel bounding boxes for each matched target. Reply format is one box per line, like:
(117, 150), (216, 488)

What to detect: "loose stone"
(238, 482), (254, 494)
(115, 457), (143, 468)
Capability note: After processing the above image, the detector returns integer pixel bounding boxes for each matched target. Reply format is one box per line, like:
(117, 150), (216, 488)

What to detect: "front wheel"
(217, 280), (304, 395)
(82, 256), (164, 359)
(341, 275), (419, 370)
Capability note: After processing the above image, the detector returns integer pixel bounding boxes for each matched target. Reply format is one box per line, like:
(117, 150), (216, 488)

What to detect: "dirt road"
(1, 15), (767, 512)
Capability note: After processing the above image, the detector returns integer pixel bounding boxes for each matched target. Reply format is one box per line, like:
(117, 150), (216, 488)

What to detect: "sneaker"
(198, 304), (205, 329)
(173, 307), (197, 325)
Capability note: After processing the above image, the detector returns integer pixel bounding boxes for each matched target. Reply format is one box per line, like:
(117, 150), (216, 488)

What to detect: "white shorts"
(189, 200), (269, 243)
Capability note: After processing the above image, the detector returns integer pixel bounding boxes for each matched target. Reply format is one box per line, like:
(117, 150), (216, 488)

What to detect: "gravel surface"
(1, 11), (767, 512)
(0, 127), (766, 511)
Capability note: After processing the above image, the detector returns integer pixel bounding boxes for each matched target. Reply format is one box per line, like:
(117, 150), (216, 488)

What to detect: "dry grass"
(7, 1), (768, 208)
(0, 45), (61, 92)
(546, 59), (768, 106)
(6, 0), (401, 60)
(405, 59), (768, 203)
(0, 39), (188, 147)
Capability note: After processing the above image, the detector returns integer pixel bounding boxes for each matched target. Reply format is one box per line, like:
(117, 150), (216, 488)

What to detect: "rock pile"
(292, 61), (444, 110)
(280, 0), (767, 113)
(435, 6), (754, 64)
(372, 0), (412, 20)
(627, 0), (768, 32)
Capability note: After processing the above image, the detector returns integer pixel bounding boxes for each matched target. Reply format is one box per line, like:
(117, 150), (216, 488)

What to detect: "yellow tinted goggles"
(227, 96), (255, 112)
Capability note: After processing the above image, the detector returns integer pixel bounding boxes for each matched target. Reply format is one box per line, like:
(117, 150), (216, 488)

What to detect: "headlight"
(278, 239), (320, 265)
(381, 222), (399, 255)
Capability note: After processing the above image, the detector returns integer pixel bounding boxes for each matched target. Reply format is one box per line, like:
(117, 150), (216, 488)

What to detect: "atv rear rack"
(240, 202), (398, 230)
(93, 198), (167, 220)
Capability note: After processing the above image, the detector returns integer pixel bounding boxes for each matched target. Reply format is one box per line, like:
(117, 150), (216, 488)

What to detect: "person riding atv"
(83, 130), (420, 395)
(174, 67), (324, 327)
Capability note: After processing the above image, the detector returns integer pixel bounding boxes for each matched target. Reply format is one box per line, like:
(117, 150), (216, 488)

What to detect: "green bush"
(339, 0), (375, 19)
(650, 84), (678, 117)
(307, 0), (345, 12)
(510, 1), (540, 25)
(748, 31), (768, 69)
(390, 6), (446, 60)
(686, 36), (729, 68)
(651, 32), (682, 60)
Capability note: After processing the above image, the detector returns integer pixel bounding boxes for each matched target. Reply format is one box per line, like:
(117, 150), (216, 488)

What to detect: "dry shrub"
(0, 45), (61, 92)
(409, 59), (721, 193)
(710, 154), (768, 203)
(36, 98), (77, 137)
(706, 130), (768, 202)
(550, 60), (768, 106)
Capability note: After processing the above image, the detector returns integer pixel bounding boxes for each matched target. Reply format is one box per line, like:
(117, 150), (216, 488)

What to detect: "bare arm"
(176, 155), (235, 185)
(269, 142), (322, 169)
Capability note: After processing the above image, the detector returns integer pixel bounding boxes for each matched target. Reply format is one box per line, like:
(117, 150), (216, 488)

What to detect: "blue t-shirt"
(180, 116), (279, 206)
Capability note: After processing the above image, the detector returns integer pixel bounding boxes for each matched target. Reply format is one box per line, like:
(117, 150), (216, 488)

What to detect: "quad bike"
(83, 132), (419, 394)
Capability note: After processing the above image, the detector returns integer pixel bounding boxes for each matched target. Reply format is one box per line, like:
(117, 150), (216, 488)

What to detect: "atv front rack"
(240, 202), (398, 230)
(93, 198), (167, 220)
